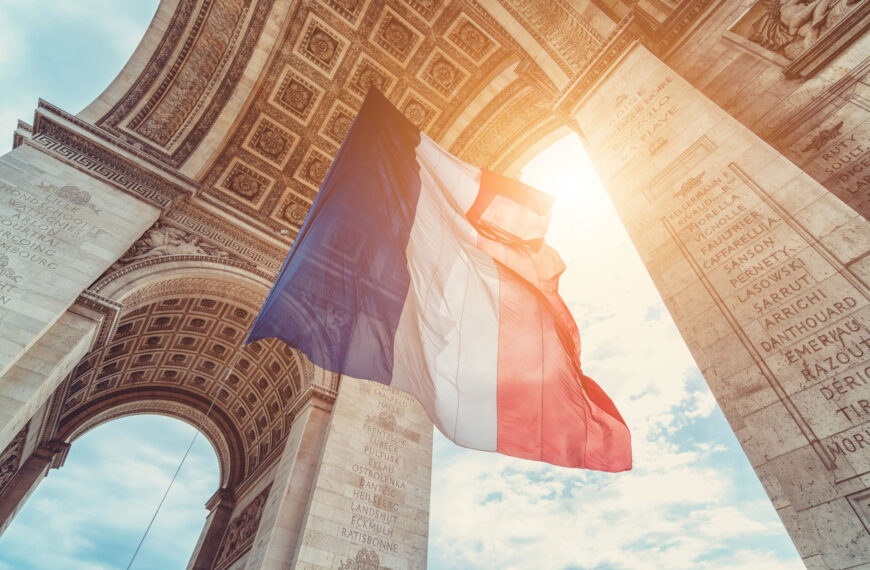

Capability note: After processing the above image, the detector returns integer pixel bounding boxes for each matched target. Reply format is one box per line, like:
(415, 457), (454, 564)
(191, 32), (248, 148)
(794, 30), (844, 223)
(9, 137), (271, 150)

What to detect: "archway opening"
(0, 414), (219, 569)
(425, 133), (803, 569)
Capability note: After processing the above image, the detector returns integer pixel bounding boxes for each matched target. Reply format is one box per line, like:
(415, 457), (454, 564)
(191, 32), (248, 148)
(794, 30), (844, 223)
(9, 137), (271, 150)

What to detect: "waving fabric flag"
(247, 90), (631, 472)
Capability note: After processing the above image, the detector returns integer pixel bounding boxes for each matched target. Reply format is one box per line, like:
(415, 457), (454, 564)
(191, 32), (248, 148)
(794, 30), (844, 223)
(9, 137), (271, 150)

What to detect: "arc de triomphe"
(0, 1), (868, 568)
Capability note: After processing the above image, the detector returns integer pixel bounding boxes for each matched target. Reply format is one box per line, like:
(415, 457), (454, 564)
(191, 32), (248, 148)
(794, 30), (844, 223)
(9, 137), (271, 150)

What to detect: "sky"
(0, 2), (804, 568)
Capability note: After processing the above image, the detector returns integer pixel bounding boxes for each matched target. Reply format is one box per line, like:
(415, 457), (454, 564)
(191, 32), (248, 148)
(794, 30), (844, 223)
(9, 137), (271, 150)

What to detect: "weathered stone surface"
(574, 44), (870, 568)
(0, 144), (160, 417)
(292, 378), (432, 570)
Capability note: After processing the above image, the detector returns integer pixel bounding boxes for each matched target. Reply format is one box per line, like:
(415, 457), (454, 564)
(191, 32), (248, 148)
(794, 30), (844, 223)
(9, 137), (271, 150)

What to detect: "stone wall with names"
(292, 377), (432, 569)
(0, 145), (160, 385)
(574, 44), (870, 569)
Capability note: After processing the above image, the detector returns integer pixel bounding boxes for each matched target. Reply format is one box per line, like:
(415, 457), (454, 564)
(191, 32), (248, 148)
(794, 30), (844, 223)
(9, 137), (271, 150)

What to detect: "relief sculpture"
(745, 0), (863, 59)
(110, 222), (231, 270)
(215, 485), (270, 568)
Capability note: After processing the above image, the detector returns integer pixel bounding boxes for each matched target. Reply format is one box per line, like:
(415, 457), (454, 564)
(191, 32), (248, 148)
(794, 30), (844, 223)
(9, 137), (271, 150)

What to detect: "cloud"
(429, 432), (797, 570)
(0, 415), (218, 569)
(0, 0), (159, 153)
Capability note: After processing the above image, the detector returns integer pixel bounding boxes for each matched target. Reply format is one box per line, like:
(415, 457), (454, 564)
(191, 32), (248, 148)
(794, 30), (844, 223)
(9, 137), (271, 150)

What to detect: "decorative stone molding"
(71, 290), (123, 350)
(95, 0), (200, 131)
(12, 119), (33, 149)
(163, 202), (287, 273)
(116, 275), (267, 313)
(26, 106), (193, 209)
(129, 0), (248, 148)
(498, 0), (605, 74)
(205, 487), (236, 511)
(556, 14), (644, 115)
(34, 440), (71, 470)
(286, 384), (339, 422)
(97, 0), (277, 168)
(650, 0), (720, 55)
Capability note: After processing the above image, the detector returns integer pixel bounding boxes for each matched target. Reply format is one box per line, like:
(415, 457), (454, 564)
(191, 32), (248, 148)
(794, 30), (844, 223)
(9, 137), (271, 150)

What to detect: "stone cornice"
(24, 101), (197, 209)
(166, 200), (288, 273)
(556, 0), (720, 116)
(556, 14), (643, 116)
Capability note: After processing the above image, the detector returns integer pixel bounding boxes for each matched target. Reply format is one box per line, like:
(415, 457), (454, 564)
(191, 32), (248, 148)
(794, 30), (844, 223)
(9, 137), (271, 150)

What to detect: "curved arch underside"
(48, 294), (315, 488)
(82, 0), (657, 239)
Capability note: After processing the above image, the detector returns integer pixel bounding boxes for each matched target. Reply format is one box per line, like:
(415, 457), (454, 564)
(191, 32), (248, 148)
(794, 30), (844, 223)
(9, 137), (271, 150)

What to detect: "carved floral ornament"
(281, 199), (309, 226)
(338, 548), (388, 570)
(373, 8), (420, 63)
(404, 100), (432, 128)
(324, 105), (355, 143)
(447, 17), (495, 62)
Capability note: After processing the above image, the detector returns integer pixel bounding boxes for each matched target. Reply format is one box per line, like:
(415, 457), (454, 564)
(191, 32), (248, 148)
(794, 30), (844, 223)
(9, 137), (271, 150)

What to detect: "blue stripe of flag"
(246, 90), (422, 383)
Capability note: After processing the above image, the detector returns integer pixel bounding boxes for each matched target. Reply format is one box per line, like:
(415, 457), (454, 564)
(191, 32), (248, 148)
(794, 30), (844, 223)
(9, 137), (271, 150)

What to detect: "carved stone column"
(0, 100), (192, 453)
(291, 377), (432, 569)
(0, 144), (160, 381)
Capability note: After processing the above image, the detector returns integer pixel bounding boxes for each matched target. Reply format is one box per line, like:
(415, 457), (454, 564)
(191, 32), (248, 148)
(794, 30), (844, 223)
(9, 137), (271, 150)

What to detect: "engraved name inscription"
(338, 384), (421, 556)
(603, 77), (678, 161)
(661, 160), (870, 468)
(0, 181), (106, 304)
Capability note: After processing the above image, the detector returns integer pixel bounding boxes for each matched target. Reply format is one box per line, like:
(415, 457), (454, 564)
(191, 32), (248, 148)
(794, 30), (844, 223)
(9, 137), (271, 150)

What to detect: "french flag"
(248, 90), (631, 472)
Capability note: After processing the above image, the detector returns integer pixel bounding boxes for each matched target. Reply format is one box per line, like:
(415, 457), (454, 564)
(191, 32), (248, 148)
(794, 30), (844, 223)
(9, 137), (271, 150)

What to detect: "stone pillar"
(291, 377), (432, 570)
(187, 488), (235, 570)
(244, 387), (335, 569)
(572, 43), (870, 568)
(0, 143), (161, 450)
(241, 377), (432, 570)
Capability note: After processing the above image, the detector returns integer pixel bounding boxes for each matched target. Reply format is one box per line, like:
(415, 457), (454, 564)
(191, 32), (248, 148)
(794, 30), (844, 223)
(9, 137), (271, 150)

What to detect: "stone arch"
(40, 258), (318, 491)
(0, 252), (329, 565)
(60, 394), (237, 487)
(92, 255), (273, 311)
